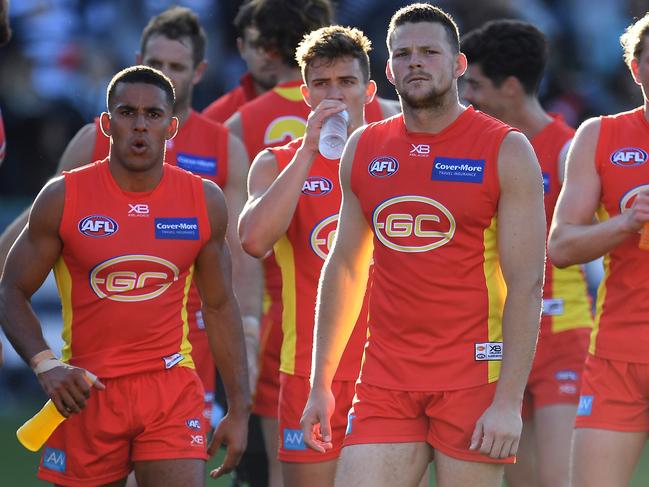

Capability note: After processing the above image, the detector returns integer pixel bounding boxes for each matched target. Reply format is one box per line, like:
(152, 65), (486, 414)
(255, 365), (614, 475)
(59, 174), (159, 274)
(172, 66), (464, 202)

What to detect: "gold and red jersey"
(350, 107), (513, 391)
(91, 110), (229, 342)
(203, 73), (259, 124)
(55, 160), (210, 378)
(531, 115), (593, 335)
(592, 107), (649, 363)
(270, 138), (368, 380)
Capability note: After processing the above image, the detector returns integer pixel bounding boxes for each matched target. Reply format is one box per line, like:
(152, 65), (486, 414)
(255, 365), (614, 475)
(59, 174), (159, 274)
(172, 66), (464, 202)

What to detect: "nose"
(326, 82), (343, 100)
(133, 111), (147, 131)
(408, 51), (423, 68)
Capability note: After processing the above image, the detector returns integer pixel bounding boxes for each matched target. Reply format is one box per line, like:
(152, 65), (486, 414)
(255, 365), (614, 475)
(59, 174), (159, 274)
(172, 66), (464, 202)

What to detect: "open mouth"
(130, 138), (148, 154)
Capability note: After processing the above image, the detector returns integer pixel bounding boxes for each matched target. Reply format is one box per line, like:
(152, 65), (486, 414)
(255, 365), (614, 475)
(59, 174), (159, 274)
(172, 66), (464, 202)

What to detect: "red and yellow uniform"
(522, 115), (592, 419)
(203, 73), (258, 124)
(39, 161), (210, 485)
(576, 107), (649, 430)
(345, 108), (516, 463)
(271, 139), (368, 462)
(91, 110), (229, 419)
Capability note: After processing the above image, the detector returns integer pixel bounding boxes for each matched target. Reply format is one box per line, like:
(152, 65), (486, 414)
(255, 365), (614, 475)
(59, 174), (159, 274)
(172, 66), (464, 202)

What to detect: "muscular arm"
(300, 128), (374, 451)
(472, 131), (546, 458)
(0, 123), (96, 270)
(225, 112), (248, 161)
(548, 118), (648, 267)
(195, 180), (251, 477)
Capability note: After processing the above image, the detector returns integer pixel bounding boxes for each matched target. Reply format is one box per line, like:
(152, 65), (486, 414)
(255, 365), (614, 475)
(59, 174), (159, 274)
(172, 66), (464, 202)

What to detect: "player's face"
(387, 22), (465, 109)
(302, 56), (376, 132)
(105, 82), (177, 173)
(139, 34), (204, 111)
(631, 36), (649, 102)
(462, 64), (507, 119)
(238, 27), (280, 90)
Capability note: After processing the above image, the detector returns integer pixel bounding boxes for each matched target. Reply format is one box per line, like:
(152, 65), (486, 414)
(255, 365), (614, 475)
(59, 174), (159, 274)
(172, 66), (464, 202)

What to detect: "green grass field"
(4, 407), (649, 487)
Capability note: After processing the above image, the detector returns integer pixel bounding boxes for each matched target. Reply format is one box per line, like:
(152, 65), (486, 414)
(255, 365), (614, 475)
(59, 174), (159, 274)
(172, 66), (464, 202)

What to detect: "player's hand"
(38, 365), (106, 417)
(301, 99), (348, 156)
(469, 400), (522, 459)
(300, 385), (335, 453)
(623, 190), (649, 233)
(208, 409), (249, 479)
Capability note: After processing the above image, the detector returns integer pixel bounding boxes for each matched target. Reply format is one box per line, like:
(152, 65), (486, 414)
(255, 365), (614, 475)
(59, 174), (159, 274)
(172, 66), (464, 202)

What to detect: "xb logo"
(372, 195), (456, 252)
(410, 144), (430, 156)
(310, 214), (339, 260)
(129, 204), (149, 215)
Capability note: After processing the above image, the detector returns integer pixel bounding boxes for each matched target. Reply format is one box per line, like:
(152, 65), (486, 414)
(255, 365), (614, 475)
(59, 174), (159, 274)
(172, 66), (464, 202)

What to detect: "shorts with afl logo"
(575, 354), (649, 431)
(279, 372), (356, 463)
(344, 380), (515, 464)
(521, 328), (589, 420)
(38, 367), (208, 486)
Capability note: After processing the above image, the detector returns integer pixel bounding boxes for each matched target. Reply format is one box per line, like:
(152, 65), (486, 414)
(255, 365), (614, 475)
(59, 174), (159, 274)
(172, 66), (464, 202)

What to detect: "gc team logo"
(264, 116), (307, 146)
(368, 156), (399, 178)
(372, 195), (455, 252)
(619, 184), (649, 213)
(90, 255), (179, 302)
(310, 214), (338, 260)
(610, 147), (648, 167)
(78, 215), (118, 237)
(302, 176), (333, 196)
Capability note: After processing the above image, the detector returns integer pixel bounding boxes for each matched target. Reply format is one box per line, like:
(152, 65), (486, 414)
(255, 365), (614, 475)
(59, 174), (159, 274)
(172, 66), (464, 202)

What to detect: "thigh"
(187, 324), (216, 423)
(504, 420), (538, 487)
(253, 314), (281, 418)
(336, 442), (431, 487)
(572, 428), (646, 487)
(282, 458), (337, 487)
(533, 404), (577, 487)
(134, 458), (205, 487)
(434, 449), (503, 487)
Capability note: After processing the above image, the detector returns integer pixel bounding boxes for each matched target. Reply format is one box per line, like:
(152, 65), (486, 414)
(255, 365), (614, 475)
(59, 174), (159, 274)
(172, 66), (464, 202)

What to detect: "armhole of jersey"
(59, 172), (76, 241)
(350, 126), (372, 197)
(594, 116), (607, 176)
(219, 124), (229, 189)
(194, 176), (212, 245)
(490, 127), (514, 201)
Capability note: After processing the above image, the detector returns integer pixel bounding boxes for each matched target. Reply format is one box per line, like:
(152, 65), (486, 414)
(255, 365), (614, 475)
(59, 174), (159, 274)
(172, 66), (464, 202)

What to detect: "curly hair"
(249, 0), (333, 67)
(462, 20), (547, 95)
(620, 13), (649, 69)
(387, 3), (459, 53)
(296, 25), (372, 82)
(140, 6), (206, 68)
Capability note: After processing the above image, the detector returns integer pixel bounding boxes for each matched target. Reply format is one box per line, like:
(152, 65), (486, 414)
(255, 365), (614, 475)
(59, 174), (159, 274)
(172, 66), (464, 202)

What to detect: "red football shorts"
(344, 380), (515, 464)
(521, 328), (589, 420)
(188, 318), (216, 422)
(38, 367), (208, 486)
(253, 312), (282, 418)
(575, 354), (649, 431)
(278, 373), (355, 463)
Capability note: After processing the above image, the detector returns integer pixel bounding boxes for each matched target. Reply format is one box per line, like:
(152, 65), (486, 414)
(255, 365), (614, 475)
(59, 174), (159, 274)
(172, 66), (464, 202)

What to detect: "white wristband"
(33, 358), (67, 375)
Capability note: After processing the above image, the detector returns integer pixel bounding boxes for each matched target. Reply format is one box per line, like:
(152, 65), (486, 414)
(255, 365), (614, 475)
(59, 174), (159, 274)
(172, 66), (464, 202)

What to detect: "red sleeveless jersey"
(592, 107), (649, 362)
(351, 107), (512, 391)
(55, 160), (210, 378)
(531, 115), (592, 336)
(203, 73), (258, 124)
(270, 139), (368, 380)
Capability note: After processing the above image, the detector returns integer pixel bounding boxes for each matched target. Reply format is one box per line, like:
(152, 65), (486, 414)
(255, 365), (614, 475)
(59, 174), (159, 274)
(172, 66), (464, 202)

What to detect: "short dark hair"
(387, 3), (459, 53)
(249, 0), (333, 67)
(462, 20), (547, 95)
(234, 1), (255, 36)
(140, 6), (206, 68)
(106, 65), (175, 110)
(620, 13), (649, 69)
(296, 25), (372, 83)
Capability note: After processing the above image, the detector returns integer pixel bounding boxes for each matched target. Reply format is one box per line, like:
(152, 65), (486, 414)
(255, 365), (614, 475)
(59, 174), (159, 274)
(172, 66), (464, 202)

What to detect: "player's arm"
(300, 127), (374, 452)
(223, 131), (263, 391)
(194, 180), (251, 479)
(548, 118), (648, 266)
(0, 123), (97, 270)
(0, 177), (104, 415)
(239, 99), (347, 257)
(225, 111), (248, 160)
(377, 96), (402, 117)
(470, 131), (545, 459)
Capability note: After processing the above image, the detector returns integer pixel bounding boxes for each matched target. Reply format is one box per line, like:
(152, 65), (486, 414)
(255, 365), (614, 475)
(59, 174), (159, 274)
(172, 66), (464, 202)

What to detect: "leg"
(534, 404), (577, 487)
(416, 464), (430, 487)
(434, 449), (503, 487)
(571, 428), (646, 487)
(335, 442), (431, 487)
(56, 481), (127, 487)
(261, 416), (284, 487)
(134, 458), (205, 487)
(283, 458), (337, 487)
(504, 420), (538, 487)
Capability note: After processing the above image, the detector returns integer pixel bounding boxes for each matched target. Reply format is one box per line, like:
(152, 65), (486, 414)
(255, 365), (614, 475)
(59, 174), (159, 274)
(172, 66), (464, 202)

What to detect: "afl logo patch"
(78, 215), (118, 237)
(610, 148), (647, 167)
(302, 176), (333, 196)
(368, 156), (399, 178)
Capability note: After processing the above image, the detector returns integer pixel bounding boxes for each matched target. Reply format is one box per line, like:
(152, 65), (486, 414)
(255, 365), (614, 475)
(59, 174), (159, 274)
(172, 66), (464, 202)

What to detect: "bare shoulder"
(498, 131), (538, 171)
(340, 125), (369, 177)
(57, 123), (98, 173)
(225, 111), (243, 139)
(30, 176), (66, 231)
(202, 179), (228, 241)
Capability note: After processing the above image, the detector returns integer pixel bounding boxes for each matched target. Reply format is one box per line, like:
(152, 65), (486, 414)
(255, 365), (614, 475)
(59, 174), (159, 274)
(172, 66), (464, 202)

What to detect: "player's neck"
(502, 97), (553, 140)
(402, 92), (465, 134)
(275, 66), (302, 84)
(643, 99), (649, 123)
(108, 158), (164, 193)
(173, 103), (192, 128)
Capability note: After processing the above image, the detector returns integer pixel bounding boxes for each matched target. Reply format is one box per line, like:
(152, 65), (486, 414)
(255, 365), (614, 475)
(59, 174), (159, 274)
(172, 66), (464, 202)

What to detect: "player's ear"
(300, 84), (313, 108)
(385, 61), (395, 86)
(631, 59), (641, 85)
(99, 112), (111, 137)
(454, 52), (467, 79)
(364, 80), (377, 105)
(192, 60), (208, 85)
(167, 116), (179, 140)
